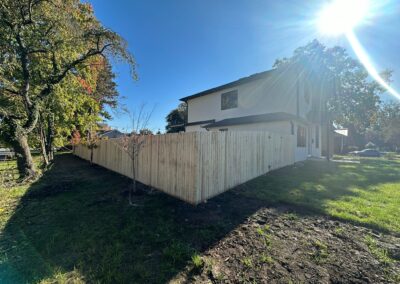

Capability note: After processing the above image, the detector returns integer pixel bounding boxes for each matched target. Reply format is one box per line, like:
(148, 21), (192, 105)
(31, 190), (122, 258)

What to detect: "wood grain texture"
(73, 131), (295, 204)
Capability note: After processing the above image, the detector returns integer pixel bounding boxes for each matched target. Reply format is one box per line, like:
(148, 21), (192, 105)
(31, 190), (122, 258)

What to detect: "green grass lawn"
(0, 153), (399, 283)
(240, 157), (400, 233)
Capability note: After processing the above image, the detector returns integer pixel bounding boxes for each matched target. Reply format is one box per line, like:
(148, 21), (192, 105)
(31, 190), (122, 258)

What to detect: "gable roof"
(98, 129), (125, 139)
(180, 57), (335, 104)
(180, 69), (276, 102)
(203, 112), (307, 129)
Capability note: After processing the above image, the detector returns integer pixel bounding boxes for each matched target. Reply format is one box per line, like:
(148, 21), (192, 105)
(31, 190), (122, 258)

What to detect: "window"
(221, 90), (238, 110)
(290, 121), (294, 135)
(219, 128), (228, 132)
(315, 126), (319, 148)
(297, 126), (306, 147)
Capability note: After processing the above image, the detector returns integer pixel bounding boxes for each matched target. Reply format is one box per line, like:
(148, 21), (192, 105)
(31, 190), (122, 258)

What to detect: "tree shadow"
(0, 154), (269, 283)
(0, 154), (398, 283)
(238, 158), (400, 234)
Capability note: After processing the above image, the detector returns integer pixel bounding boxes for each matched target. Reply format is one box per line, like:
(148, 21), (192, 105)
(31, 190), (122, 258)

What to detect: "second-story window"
(221, 90), (238, 110)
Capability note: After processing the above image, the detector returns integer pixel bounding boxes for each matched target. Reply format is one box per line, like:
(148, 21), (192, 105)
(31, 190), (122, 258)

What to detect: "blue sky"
(89, 0), (400, 132)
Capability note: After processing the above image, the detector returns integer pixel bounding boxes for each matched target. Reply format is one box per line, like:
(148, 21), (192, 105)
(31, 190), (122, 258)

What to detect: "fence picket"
(74, 131), (295, 204)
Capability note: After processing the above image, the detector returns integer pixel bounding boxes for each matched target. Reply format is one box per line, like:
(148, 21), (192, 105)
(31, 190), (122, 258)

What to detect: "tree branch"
(27, 49), (49, 55)
(22, 103), (40, 134)
(15, 30), (32, 107)
(42, 43), (113, 95)
(0, 107), (24, 120)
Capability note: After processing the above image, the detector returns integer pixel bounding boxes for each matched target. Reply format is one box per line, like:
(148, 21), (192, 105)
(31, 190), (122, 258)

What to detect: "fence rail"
(74, 131), (295, 204)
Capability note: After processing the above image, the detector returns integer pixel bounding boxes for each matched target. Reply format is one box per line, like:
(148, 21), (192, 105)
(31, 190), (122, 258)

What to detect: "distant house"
(180, 62), (334, 162)
(97, 123), (112, 132)
(334, 128), (349, 154)
(98, 129), (125, 139)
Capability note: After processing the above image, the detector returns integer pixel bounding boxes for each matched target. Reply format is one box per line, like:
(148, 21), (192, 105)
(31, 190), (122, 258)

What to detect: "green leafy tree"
(381, 102), (400, 150)
(0, 0), (135, 178)
(274, 40), (387, 147)
(165, 103), (187, 133)
(37, 57), (119, 165)
(91, 59), (119, 120)
(368, 102), (400, 151)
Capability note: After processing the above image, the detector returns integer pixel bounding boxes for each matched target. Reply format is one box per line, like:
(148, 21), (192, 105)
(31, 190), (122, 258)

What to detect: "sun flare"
(316, 0), (400, 100)
(317, 0), (371, 36)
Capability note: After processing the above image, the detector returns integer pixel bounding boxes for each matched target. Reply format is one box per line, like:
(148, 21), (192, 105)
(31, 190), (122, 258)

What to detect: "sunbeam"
(317, 0), (400, 101)
(346, 30), (400, 100)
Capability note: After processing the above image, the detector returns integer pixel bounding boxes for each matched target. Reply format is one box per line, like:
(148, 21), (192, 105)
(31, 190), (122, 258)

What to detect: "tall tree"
(165, 102), (187, 133)
(0, 0), (135, 178)
(38, 57), (119, 165)
(91, 58), (119, 120)
(368, 102), (400, 150)
(274, 40), (387, 147)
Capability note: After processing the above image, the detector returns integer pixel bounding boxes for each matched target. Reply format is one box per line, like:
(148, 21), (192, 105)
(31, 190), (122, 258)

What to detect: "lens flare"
(317, 0), (371, 35)
(346, 31), (400, 100)
(317, 0), (400, 100)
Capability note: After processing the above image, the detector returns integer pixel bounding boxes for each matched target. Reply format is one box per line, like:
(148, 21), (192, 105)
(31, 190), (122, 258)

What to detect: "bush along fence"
(73, 131), (295, 204)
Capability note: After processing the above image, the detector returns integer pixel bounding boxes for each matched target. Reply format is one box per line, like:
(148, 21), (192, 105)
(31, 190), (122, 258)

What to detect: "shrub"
(191, 253), (204, 269)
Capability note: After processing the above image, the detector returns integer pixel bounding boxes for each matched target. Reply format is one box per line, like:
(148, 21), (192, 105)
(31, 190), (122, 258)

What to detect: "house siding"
(184, 65), (328, 161)
(186, 66), (320, 126)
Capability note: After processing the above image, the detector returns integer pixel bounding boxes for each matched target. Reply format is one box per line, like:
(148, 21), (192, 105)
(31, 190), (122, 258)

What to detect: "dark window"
(219, 128), (228, 132)
(221, 90), (238, 110)
(290, 121), (294, 135)
(315, 126), (319, 148)
(297, 126), (306, 147)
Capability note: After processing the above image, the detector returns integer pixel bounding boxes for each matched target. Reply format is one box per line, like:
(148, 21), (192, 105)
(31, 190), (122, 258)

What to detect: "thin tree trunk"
(130, 145), (138, 205)
(46, 114), (55, 161)
(39, 120), (49, 166)
(90, 148), (94, 165)
(130, 156), (135, 205)
(12, 134), (36, 179)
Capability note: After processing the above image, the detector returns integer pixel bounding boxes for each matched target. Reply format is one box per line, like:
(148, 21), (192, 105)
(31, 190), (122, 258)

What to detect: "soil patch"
(172, 207), (400, 283)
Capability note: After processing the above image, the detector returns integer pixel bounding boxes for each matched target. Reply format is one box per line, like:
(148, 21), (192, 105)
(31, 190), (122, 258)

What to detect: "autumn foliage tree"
(38, 57), (119, 165)
(70, 130), (81, 148)
(0, 0), (135, 178)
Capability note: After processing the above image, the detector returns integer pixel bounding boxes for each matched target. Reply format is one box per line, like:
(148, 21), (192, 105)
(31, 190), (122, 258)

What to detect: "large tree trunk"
(12, 134), (36, 179)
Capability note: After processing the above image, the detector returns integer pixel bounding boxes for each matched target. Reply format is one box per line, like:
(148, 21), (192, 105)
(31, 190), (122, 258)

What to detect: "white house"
(180, 62), (333, 162)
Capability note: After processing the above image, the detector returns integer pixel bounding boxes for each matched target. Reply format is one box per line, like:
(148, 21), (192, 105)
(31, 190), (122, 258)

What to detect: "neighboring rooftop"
(203, 112), (306, 128)
(180, 69), (276, 102)
(98, 129), (125, 139)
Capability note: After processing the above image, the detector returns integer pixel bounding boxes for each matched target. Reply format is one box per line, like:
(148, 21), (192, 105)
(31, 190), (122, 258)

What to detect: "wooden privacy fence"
(74, 131), (295, 204)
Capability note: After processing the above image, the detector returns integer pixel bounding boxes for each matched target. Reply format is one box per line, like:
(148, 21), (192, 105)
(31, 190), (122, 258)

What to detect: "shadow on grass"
(0, 154), (268, 283)
(0, 154), (398, 283)
(239, 157), (400, 234)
